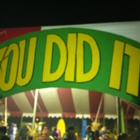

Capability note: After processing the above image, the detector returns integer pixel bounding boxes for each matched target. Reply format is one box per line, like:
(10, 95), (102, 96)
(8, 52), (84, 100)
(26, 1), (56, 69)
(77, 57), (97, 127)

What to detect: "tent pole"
(124, 105), (130, 134)
(4, 97), (7, 126)
(31, 90), (43, 122)
(94, 94), (104, 124)
(32, 89), (39, 130)
(116, 97), (121, 134)
(20, 114), (23, 128)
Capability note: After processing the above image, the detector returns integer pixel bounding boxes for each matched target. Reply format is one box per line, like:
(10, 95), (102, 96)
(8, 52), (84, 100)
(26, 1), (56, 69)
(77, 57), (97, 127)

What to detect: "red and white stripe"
(0, 25), (140, 119)
(0, 88), (139, 119)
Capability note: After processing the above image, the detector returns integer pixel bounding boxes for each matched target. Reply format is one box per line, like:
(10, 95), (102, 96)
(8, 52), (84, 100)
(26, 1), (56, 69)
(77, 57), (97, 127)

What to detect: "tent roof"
(0, 88), (140, 119)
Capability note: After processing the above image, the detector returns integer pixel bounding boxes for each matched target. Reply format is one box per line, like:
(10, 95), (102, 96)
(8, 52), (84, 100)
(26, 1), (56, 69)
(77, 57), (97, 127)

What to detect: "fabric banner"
(0, 23), (140, 106)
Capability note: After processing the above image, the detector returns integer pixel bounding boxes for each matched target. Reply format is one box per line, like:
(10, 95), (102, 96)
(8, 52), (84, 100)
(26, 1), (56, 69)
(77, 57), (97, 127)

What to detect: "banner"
(0, 25), (140, 105)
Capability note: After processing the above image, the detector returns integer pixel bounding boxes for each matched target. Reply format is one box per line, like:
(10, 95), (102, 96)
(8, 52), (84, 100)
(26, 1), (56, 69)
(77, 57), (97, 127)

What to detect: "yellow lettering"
(0, 47), (8, 89)
(65, 34), (76, 81)
(125, 44), (140, 96)
(109, 40), (125, 89)
(43, 35), (66, 82)
(0, 44), (19, 91)
(76, 33), (100, 82)
(17, 37), (37, 86)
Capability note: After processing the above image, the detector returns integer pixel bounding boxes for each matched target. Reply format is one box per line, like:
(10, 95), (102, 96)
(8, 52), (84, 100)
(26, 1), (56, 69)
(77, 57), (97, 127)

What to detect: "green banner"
(0, 28), (140, 105)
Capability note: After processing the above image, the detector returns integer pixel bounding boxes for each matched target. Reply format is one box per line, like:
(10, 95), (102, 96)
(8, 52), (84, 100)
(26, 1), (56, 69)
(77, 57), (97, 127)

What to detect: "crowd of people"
(0, 122), (140, 140)
(85, 125), (140, 140)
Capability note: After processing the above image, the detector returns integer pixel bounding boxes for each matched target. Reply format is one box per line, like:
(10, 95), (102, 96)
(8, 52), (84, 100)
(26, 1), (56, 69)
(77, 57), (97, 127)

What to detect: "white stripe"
(41, 21), (140, 43)
(76, 114), (90, 118)
(75, 114), (83, 118)
(48, 113), (62, 118)
(0, 112), (10, 116)
(12, 92), (33, 113)
(72, 88), (90, 115)
(104, 93), (117, 116)
(39, 88), (62, 113)
(133, 110), (139, 119)
(104, 114), (117, 119)
(133, 115), (139, 119)
(83, 114), (91, 118)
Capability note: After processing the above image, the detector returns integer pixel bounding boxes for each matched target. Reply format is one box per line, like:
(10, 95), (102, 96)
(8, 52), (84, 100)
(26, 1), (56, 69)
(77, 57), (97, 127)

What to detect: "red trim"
(36, 113), (48, 117)
(0, 27), (41, 43)
(125, 115), (134, 119)
(63, 113), (76, 118)
(10, 112), (22, 117)
(90, 113), (104, 118)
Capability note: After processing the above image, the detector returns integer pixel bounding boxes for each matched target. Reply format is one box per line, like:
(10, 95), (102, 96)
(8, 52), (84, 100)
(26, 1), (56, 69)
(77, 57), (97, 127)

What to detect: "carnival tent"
(0, 88), (140, 119)
(0, 22), (140, 131)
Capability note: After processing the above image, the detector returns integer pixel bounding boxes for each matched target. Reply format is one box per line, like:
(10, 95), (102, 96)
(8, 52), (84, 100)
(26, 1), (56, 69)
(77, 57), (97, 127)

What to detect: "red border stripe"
(0, 27), (41, 43)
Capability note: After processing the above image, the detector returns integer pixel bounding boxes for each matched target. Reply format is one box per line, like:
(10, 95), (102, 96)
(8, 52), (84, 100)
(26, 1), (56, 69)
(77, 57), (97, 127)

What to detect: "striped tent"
(0, 88), (139, 119)
(0, 22), (140, 119)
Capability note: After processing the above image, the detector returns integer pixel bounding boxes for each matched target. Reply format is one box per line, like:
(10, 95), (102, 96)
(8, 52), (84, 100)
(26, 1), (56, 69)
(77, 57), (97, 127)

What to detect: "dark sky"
(0, 1), (140, 28)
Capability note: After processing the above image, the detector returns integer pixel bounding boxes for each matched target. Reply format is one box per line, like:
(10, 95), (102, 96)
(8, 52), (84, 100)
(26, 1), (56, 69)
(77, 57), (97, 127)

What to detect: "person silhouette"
(0, 126), (10, 140)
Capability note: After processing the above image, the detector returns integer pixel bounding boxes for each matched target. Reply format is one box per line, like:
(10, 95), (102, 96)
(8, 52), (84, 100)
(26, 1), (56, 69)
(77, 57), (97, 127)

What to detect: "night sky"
(0, 1), (140, 28)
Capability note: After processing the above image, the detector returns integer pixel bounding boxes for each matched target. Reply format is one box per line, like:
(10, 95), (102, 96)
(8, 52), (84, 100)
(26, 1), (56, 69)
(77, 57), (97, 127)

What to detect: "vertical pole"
(20, 114), (23, 129)
(116, 97), (121, 134)
(94, 94), (104, 124)
(4, 97), (7, 126)
(124, 105), (130, 133)
(94, 94), (104, 125)
(32, 89), (38, 130)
